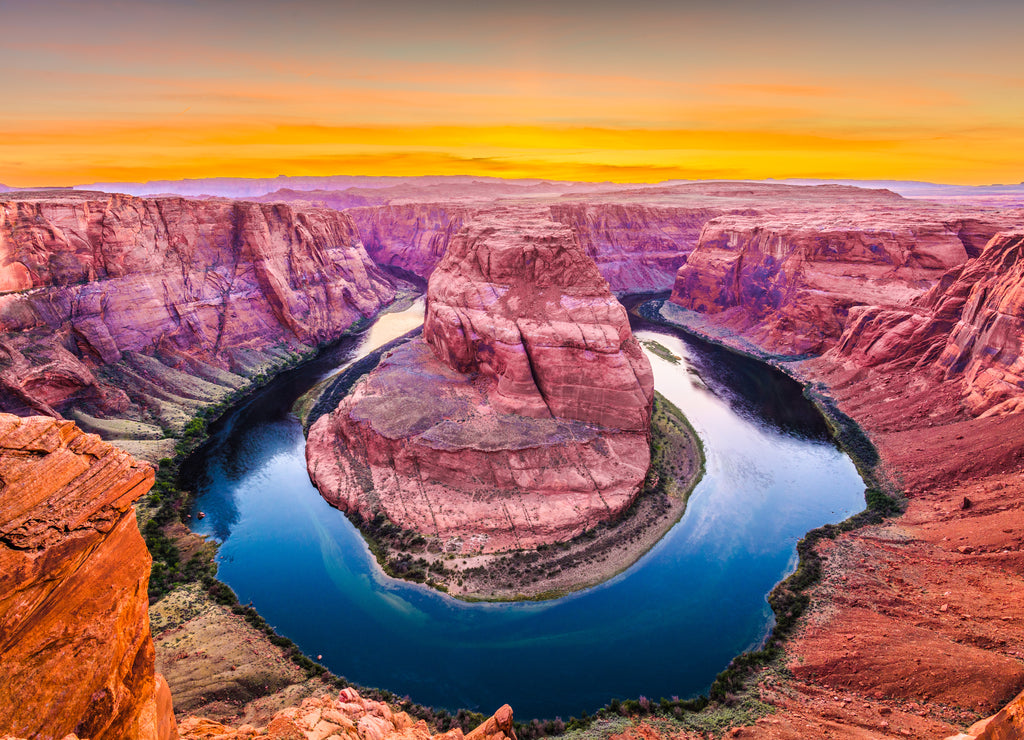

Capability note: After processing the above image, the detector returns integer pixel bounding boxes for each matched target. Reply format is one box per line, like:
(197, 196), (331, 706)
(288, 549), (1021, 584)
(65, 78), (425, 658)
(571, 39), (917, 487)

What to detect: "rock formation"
(654, 211), (1024, 737)
(945, 687), (1024, 739)
(176, 688), (516, 740)
(345, 183), (915, 296)
(830, 231), (1024, 416)
(548, 203), (726, 292)
(0, 413), (175, 740)
(0, 191), (395, 429)
(347, 203), (472, 280)
(670, 209), (1017, 355)
(350, 201), (728, 293)
(307, 210), (654, 552)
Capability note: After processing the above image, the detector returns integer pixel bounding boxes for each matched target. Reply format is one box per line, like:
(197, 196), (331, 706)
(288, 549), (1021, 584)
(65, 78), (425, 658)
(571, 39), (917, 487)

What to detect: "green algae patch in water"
(641, 339), (683, 365)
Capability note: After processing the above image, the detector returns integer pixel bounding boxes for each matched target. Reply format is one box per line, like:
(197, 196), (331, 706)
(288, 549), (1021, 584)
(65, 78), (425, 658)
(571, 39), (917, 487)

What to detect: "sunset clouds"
(2, 0), (1023, 185)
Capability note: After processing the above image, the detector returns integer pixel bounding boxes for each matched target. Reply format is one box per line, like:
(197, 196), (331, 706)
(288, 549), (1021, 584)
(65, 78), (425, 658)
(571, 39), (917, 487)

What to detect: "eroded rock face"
(348, 203), (471, 280)
(424, 212), (653, 430)
(0, 413), (175, 740)
(308, 210), (653, 553)
(831, 231), (1024, 417)
(0, 191), (395, 419)
(670, 210), (1015, 355)
(177, 688), (516, 740)
(549, 202), (726, 292)
(349, 201), (726, 293)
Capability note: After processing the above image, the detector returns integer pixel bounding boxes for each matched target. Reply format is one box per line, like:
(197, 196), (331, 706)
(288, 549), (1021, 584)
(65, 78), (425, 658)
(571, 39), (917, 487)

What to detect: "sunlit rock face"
(830, 230), (1024, 417)
(0, 413), (175, 740)
(308, 209), (653, 553)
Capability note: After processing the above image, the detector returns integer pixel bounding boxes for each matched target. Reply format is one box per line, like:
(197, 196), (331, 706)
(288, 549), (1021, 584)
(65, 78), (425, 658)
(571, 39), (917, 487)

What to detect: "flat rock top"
(0, 414), (153, 549)
(348, 341), (598, 451)
(437, 209), (608, 291)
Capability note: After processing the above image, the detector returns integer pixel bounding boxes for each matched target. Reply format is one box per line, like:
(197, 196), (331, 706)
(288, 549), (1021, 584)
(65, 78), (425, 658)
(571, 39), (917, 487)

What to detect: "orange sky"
(2, 0), (1023, 186)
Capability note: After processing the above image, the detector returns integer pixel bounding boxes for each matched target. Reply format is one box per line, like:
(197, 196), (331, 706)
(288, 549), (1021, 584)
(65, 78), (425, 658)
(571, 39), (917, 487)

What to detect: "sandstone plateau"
(0, 413), (175, 740)
(0, 191), (395, 446)
(343, 183), (913, 294)
(307, 209), (654, 553)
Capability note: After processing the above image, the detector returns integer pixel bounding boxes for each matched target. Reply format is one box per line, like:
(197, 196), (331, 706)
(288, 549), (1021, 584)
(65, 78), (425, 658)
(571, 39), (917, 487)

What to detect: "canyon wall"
(347, 204), (472, 279)
(669, 210), (1017, 355)
(0, 191), (395, 434)
(307, 209), (654, 553)
(350, 201), (727, 293)
(830, 230), (1024, 417)
(0, 413), (175, 740)
(548, 202), (726, 292)
(654, 210), (1024, 737)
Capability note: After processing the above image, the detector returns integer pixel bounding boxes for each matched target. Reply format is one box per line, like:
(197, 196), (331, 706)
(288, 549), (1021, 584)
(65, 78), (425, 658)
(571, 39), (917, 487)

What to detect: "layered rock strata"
(177, 688), (516, 740)
(347, 204), (472, 280)
(831, 231), (1024, 416)
(653, 223), (1024, 737)
(0, 413), (175, 740)
(670, 210), (1017, 355)
(349, 201), (725, 293)
(0, 191), (395, 427)
(308, 210), (654, 553)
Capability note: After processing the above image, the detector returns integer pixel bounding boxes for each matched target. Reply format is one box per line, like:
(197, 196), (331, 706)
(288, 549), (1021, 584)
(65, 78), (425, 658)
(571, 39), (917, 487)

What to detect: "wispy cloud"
(2, 1), (1023, 185)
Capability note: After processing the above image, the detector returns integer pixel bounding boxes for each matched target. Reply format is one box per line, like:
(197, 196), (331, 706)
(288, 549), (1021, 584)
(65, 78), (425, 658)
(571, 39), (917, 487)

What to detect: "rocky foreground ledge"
(176, 689), (516, 740)
(307, 208), (655, 556)
(0, 413), (175, 740)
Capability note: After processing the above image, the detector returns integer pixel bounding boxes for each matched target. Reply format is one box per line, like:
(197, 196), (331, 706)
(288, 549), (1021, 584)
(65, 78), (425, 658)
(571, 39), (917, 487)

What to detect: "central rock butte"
(306, 209), (654, 553)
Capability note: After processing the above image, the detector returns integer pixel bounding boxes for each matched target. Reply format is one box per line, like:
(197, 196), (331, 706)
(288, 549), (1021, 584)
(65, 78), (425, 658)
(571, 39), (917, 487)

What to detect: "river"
(184, 297), (865, 719)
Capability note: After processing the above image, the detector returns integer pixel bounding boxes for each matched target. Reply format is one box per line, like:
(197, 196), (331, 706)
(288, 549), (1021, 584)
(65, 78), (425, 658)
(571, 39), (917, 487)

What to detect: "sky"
(2, 0), (1023, 186)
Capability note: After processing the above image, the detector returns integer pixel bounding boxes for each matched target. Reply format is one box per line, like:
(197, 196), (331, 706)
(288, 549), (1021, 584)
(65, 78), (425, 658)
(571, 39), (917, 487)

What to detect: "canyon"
(2, 178), (1024, 739)
(669, 208), (1019, 356)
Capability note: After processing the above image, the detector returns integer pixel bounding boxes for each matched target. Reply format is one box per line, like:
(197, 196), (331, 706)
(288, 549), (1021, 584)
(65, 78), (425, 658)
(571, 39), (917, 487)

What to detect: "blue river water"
(186, 299), (865, 719)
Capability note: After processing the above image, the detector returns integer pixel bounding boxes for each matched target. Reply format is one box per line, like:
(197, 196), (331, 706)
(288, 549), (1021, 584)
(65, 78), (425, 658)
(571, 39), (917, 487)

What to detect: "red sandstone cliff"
(423, 211), (653, 429)
(307, 209), (654, 553)
(347, 204), (472, 280)
(344, 185), (916, 296)
(548, 202), (726, 292)
(669, 209), (1017, 355)
(830, 231), (1024, 417)
(348, 201), (725, 293)
(0, 191), (395, 424)
(651, 217), (1024, 738)
(0, 413), (175, 740)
